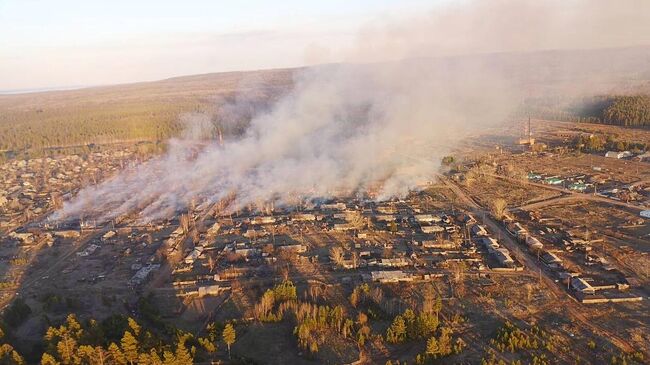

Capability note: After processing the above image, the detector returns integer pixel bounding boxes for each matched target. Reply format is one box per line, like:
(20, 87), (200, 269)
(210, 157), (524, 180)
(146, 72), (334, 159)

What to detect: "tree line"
(525, 95), (650, 127)
(0, 295), (238, 364)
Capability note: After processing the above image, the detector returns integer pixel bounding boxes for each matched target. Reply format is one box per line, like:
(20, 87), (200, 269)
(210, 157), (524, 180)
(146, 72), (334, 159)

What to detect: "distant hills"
(1, 46), (649, 154)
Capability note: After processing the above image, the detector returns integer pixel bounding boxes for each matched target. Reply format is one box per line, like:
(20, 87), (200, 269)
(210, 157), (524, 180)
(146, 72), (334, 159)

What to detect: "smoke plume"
(52, 0), (650, 223)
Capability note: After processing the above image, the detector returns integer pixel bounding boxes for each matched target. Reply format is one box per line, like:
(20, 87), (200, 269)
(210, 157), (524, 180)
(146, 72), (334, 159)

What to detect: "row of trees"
(573, 133), (649, 153)
(0, 311), (240, 364)
(40, 314), (203, 365)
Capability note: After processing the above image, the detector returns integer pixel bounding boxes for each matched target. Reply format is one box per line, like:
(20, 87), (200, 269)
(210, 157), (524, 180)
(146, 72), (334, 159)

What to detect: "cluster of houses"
(469, 222), (522, 270)
(603, 149), (650, 161)
(158, 194), (537, 295)
(527, 170), (650, 205)
(528, 171), (594, 192)
(504, 213), (643, 303)
(0, 150), (136, 233)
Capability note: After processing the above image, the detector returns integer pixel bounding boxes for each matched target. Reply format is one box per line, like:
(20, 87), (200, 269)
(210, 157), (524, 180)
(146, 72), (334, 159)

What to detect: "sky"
(2, 0), (650, 91)
(0, 0), (438, 91)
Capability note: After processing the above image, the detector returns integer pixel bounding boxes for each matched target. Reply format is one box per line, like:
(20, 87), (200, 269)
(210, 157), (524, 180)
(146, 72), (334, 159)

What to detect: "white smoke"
(51, 0), (650, 223)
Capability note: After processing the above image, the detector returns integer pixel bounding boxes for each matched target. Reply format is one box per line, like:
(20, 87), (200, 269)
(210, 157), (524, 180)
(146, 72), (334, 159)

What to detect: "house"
(605, 151), (633, 159)
(184, 246), (205, 264)
(250, 216), (276, 225)
(507, 222), (528, 239)
(471, 224), (488, 236)
(571, 277), (595, 295)
(9, 232), (34, 244)
(455, 213), (476, 225)
(129, 264), (160, 285)
(421, 240), (457, 249)
(492, 248), (514, 266)
(77, 244), (100, 257)
(197, 285), (221, 297)
(421, 225), (445, 234)
(277, 244), (307, 253)
(292, 213), (316, 222)
(544, 177), (564, 185)
(479, 236), (500, 250)
(102, 231), (116, 240)
(541, 251), (562, 265)
(568, 183), (588, 192)
(527, 172), (542, 180)
(377, 257), (409, 267)
(321, 202), (346, 211)
(376, 215), (396, 222)
(414, 214), (442, 223)
(333, 223), (356, 231)
(207, 222), (221, 235)
(54, 230), (81, 239)
(370, 271), (413, 283)
(234, 247), (261, 257)
(525, 236), (544, 250)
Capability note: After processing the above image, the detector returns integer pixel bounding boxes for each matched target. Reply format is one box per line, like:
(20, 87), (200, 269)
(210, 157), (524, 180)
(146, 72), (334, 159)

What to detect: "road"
(439, 175), (639, 354)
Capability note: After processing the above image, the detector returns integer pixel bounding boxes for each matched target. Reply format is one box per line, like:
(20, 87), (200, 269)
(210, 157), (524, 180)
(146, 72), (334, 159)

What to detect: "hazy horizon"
(3, 0), (650, 91)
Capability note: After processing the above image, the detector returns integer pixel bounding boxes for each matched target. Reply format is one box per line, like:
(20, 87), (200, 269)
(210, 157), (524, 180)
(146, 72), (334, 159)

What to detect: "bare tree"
(351, 252), (359, 269)
(208, 255), (216, 273)
(491, 198), (508, 220)
(329, 246), (345, 267)
(180, 213), (191, 234)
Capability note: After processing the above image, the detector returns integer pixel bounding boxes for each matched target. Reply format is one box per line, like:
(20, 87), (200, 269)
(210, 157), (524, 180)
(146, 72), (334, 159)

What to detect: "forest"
(0, 69), (293, 154)
(526, 95), (650, 127)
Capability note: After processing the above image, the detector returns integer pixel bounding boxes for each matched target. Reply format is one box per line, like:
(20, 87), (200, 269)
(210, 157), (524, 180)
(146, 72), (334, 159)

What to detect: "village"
(0, 120), (648, 363)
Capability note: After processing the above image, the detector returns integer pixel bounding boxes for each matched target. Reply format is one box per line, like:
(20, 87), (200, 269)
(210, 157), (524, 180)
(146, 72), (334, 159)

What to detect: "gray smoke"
(52, 0), (650, 223)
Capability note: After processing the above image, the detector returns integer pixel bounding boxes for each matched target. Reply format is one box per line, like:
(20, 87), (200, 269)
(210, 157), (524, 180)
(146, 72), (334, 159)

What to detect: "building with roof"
(377, 257), (409, 267)
(541, 251), (562, 265)
(568, 183), (588, 192)
(571, 277), (596, 295)
(525, 236), (544, 250)
(414, 214), (442, 223)
(421, 225), (445, 234)
(277, 244), (307, 253)
(492, 248), (515, 266)
(605, 151), (633, 159)
(129, 264), (161, 286)
(544, 177), (564, 185)
(471, 224), (488, 237)
(370, 271), (413, 283)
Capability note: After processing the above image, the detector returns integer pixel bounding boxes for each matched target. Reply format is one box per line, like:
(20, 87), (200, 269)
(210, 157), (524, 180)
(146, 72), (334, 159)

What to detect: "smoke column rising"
(52, 0), (650, 223)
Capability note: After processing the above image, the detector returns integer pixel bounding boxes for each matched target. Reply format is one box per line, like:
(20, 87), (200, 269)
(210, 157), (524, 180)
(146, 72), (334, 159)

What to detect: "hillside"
(2, 46), (650, 155)
(0, 68), (295, 152)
